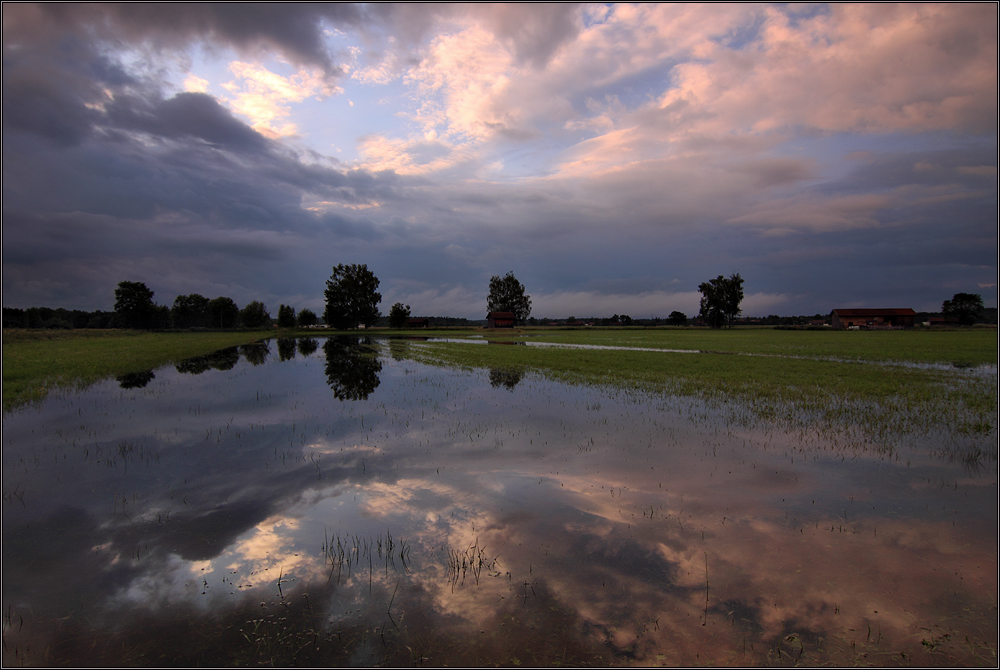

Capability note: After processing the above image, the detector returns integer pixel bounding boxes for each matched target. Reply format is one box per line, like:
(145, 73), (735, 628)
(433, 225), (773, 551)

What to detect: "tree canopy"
(239, 300), (272, 329)
(487, 272), (531, 325)
(698, 273), (744, 329)
(324, 264), (381, 330)
(297, 308), (319, 327)
(388, 302), (411, 329)
(171, 293), (210, 329)
(208, 297), (239, 329)
(277, 304), (296, 328)
(114, 281), (157, 329)
(942, 292), (984, 325)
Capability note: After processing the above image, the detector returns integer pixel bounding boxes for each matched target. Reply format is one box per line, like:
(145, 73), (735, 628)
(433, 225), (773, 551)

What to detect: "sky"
(2, 3), (997, 319)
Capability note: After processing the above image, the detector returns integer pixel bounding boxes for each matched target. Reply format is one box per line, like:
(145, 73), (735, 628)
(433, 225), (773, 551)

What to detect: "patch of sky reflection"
(2, 337), (995, 666)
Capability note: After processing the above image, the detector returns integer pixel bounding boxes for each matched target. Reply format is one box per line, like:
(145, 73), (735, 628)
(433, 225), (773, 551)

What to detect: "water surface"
(2, 337), (995, 666)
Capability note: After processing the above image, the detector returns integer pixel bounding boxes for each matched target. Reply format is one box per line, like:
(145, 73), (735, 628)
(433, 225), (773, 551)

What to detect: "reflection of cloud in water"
(311, 467), (996, 664)
(3, 343), (994, 666)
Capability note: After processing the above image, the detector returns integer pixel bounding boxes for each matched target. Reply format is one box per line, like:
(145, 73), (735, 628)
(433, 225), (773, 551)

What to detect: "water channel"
(2, 336), (995, 666)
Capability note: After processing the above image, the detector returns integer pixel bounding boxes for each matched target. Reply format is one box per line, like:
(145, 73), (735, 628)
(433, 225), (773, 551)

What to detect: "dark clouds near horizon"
(3, 3), (996, 318)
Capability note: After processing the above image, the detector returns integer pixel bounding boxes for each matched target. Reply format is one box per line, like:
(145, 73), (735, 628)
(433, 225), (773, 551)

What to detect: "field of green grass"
(2, 329), (271, 411)
(390, 326), (998, 443)
(4, 327), (996, 443)
(420, 325), (997, 365)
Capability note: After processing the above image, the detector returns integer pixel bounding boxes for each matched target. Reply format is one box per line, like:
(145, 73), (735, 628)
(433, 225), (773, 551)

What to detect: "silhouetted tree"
(388, 302), (411, 329)
(942, 293), (984, 325)
(208, 297), (239, 329)
(667, 310), (687, 326)
(239, 301), (271, 329)
(297, 308), (319, 327)
(277, 304), (296, 328)
(487, 272), (531, 325)
(172, 293), (210, 329)
(325, 264), (381, 330)
(698, 273), (744, 329)
(114, 281), (157, 329)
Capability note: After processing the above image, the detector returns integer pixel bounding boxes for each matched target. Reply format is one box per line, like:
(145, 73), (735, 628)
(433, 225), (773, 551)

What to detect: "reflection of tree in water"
(276, 338), (297, 361)
(489, 367), (523, 391)
(239, 342), (271, 366)
(297, 338), (319, 357)
(117, 370), (155, 389)
(323, 337), (381, 401)
(175, 347), (241, 374)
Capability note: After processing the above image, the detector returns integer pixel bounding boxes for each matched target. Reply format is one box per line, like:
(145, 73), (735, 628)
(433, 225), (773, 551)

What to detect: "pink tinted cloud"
(658, 4), (996, 136)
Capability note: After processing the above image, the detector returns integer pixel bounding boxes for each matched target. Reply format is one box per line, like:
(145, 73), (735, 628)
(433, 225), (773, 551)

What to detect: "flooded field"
(2, 336), (996, 666)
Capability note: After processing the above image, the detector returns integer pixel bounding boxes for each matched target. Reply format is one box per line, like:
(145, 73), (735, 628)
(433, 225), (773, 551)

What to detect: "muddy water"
(2, 337), (995, 666)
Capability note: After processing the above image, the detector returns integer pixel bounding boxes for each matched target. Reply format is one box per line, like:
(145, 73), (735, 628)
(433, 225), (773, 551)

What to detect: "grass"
(2, 328), (272, 411)
(394, 325), (998, 366)
(395, 327), (997, 445)
(5, 325), (996, 442)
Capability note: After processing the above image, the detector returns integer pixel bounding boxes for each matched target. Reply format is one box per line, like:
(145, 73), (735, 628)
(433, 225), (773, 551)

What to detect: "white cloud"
(182, 73), (210, 93)
(221, 61), (343, 138)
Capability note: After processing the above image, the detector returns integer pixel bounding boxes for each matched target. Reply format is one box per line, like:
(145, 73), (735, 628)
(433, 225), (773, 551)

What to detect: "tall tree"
(388, 302), (411, 329)
(942, 293), (984, 325)
(487, 271), (531, 325)
(171, 293), (210, 329)
(277, 304), (296, 328)
(297, 308), (319, 327)
(239, 300), (271, 329)
(698, 273), (744, 329)
(208, 297), (239, 329)
(114, 281), (156, 329)
(324, 264), (381, 330)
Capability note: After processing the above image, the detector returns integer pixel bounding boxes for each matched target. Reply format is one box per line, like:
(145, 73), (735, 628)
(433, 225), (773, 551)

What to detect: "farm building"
(486, 311), (515, 328)
(830, 308), (917, 330)
(407, 318), (430, 328)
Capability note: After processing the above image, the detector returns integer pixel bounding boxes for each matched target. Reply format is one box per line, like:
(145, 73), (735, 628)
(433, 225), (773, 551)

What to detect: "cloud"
(2, 3), (368, 77)
(2, 4), (996, 314)
(222, 61), (343, 137)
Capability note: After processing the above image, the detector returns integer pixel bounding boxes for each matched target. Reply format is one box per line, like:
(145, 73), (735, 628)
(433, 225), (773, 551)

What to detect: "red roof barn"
(486, 311), (515, 328)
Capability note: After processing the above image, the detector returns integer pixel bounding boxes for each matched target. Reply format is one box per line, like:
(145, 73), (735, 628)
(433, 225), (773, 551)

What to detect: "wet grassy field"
(2, 329), (272, 411)
(2, 334), (995, 666)
(402, 328), (998, 447)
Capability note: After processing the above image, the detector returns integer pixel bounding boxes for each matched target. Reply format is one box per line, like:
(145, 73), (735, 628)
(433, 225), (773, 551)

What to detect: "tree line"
(5, 270), (988, 332)
(3, 281), (319, 331)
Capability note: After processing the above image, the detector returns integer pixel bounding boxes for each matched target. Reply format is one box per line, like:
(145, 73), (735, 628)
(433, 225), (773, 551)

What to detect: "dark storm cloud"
(829, 146), (999, 193)
(2, 6), (419, 310)
(105, 91), (269, 152)
(7, 3), (370, 76)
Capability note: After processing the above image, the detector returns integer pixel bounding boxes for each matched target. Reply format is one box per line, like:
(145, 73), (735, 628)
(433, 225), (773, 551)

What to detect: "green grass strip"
(3, 329), (272, 411)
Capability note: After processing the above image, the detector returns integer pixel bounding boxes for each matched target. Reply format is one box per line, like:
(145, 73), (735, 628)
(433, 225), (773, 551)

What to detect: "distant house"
(486, 311), (515, 328)
(830, 308), (917, 330)
(407, 318), (430, 328)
